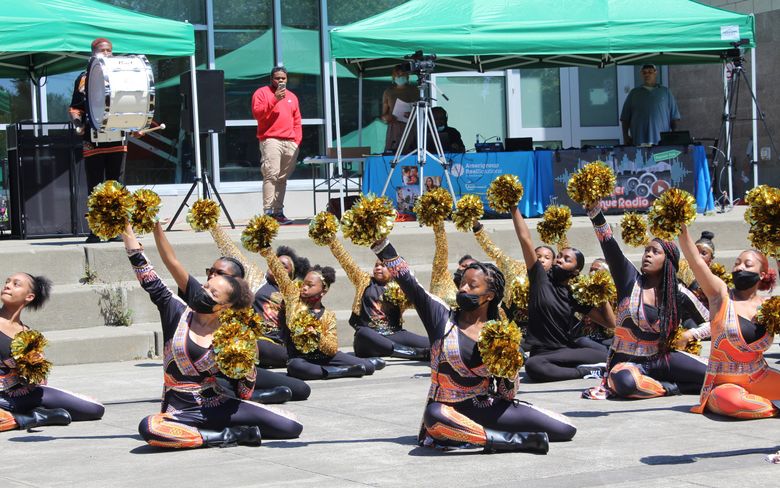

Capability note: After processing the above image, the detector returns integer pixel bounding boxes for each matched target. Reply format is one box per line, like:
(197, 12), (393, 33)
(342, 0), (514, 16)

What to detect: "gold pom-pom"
(413, 187), (453, 227)
(309, 211), (339, 246)
(647, 188), (697, 240)
(288, 310), (321, 354)
(709, 262), (733, 288)
(755, 296), (780, 336)
(570, 269), (617, 307)
(537, 205), (572, 246)
(487, 174), (524, 214)
(744, 185), (780, 258)
(10, 330), (52, 385)
(383, 280), (408, 309)
(86, 180), (133, 241)
(505, 277), (530, 322)
(187, 199), (220, 232)
(212, 321), (257, 379)
(677, 259), (696, 287)
(566, 161), (616, 206)
(219, 307), (264, 340)
(130, 189), (161, 235)
(453, 194), (485, 232)
(241, 214), (280, 253)
(478, 319), (524, 378)
(620, 213), (649, 247)
(341, 194), (396, 247)
(669, 327), (702, 356)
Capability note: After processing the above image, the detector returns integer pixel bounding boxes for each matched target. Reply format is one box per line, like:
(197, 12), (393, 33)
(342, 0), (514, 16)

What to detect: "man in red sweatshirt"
(251, 66), (302, 225)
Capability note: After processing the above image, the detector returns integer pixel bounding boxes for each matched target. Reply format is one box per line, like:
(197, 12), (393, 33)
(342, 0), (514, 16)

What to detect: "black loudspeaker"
(6, 122), (85, 238)
(326, 195), (360, 219)
(180, 70), (226, 134)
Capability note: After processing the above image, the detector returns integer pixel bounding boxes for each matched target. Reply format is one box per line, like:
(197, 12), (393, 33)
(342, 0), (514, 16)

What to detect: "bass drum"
(87, 55), (155, 132)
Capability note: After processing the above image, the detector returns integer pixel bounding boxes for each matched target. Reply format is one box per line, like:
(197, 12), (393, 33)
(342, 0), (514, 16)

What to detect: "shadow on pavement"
(8, 433), (143, 442)
(641, 445), (780, 465)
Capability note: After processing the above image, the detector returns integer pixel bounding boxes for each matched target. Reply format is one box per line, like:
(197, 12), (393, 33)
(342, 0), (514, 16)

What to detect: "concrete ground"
(3, 349), (780, 488)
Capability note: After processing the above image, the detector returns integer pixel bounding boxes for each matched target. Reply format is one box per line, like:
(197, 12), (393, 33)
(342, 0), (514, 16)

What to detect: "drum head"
(87, 57), (108, 131)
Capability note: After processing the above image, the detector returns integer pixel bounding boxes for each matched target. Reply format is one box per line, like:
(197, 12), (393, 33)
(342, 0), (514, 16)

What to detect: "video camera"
(400, 51), (437, 76)
(722, 38), (750, 66)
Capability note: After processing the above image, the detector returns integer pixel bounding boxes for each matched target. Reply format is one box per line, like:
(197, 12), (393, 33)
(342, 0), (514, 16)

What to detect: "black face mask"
(456, 291), (485, 312)
(731, 270), (761, 290)
(550, 265), (575, 283)
(453, 269), (464, 288)
(190, 286), (218, 314)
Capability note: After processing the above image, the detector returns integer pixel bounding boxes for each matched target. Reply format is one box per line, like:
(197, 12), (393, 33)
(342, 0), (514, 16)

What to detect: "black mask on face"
(453, 269), (464, 288)
(550, 265), (575, 283)
(456, 291), (485, 312)
(190, 286), (218, 314)
(731, 270), (761, 290)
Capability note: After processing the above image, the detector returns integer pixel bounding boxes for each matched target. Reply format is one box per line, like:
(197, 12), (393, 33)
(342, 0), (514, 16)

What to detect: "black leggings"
(255, 367), (311, 401)
(423, 397), (576, 446)
(524, 343), (608, 383)
(258, 339), (288, 368)
(85, 151), (126, 193)
(608, 351), (707, 398)
(0, 385), (105, 429)
(353, 327), (429, 358)
(287, 351), (375, 380)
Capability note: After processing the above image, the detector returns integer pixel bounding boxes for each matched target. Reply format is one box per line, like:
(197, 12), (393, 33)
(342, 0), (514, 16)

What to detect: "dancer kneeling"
(123, 225), (302, 448)
(1, 273), (104, 432)
(677, 225), (780, 419)
(370, 238), (576, 453)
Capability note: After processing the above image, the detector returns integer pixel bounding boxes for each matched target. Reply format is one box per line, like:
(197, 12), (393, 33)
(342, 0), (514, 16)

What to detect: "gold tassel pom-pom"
(620, 213), (649, 248)
(383, 280), (409, 309)
(289, 310), (321, 354)
(676, 259), (696, 288)
(187, 199), (221, 232)
(86, 180), (133, 241)
(669, 327), (702, 356)
(219, 307), (264, 340)
(567, 161), (616, 206)
(537, 205), (572, 246)
(709, 262), (733, 288)
(570, 269), (617, 308)
(647, 188), (697, 241)
(130, 189), (161, 235)
(309, 211), (339, 246)
(341, 194), (396, 247)
(212, 321), (257, 379)
(478, 319), (524, 378)
(755, 296), (780, 336)
(487, 174), (524, 214)
(10, 330), (52, 385)
(413, 187), (453, 227)
(241, 214), (280, 253)
(505, 277), (530, 322)
(453, 194), (484, 232)
(744, 185), (780, 258)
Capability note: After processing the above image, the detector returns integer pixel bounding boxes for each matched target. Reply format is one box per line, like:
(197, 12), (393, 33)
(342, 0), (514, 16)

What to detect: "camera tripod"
(380, 74), (456, 202)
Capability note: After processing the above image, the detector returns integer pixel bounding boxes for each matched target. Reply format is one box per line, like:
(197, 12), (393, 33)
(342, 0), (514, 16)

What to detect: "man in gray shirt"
(620, 64), (680, 145)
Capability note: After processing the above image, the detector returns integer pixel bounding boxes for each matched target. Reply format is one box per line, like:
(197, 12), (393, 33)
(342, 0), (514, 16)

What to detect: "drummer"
(68, 38), (133, 243)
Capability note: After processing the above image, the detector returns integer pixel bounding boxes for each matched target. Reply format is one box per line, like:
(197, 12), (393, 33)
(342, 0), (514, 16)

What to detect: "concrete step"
(45, 322), (158, 366)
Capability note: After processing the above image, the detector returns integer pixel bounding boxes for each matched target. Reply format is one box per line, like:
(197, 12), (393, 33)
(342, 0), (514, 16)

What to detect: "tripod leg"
(203, 172), (235, 229)
(381, 105), (419, 197)
(167, 178), (201, 231)
(423, 106), (457, 202)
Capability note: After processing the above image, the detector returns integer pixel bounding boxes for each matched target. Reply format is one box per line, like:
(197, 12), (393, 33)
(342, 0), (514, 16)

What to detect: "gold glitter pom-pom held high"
(744, 185), (780, 258)
(567, 161), (617, 206)
(413, 187), (453, 227)
(241, 214), (280, 253)
(487, 174), (524, 214)
(537, 205), (572, 247)
(86, 180), (133, 241)
(647, 188), (697, 241)
(187, 199), (221, 232)
(10, 329), (52, 385)
(452, 194), (484, 232)
(755, 296), (780, 337)
(341, 194), (397, 247)
(309, 211), (339, 246)
(478, 319), (524, 378)
(130, 189), (161, 235)
(620, 213), (649, 248)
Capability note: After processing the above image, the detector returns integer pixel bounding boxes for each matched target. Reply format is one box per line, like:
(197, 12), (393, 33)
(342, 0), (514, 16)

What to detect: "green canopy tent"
(327, 0), (759, 205)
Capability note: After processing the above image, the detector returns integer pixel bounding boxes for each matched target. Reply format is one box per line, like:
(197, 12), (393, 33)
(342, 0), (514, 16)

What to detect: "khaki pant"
(260, 138), (299, 213)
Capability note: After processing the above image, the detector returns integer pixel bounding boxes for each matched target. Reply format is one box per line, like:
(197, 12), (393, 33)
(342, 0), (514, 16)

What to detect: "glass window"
(215, 30), (272, 120)
(581, 139), (619, 147)
(327, 0), (409, 26)
(100, 0), (206, 24)
(0, 78), (34, 159)
(281, 0), (323, 119)
(437, 75), (506, 146)
(578, 66), (617, 127)
(520, 68), (561, 128)
(214, 1), (271, 29)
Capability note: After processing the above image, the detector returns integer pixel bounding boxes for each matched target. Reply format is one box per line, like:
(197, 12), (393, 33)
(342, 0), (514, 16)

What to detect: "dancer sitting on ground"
(368, 236), (576, 453)
(583, 202), (710, 399)
(1, 273), (104, 432)
(677, 224), (780, 419)
(510, 207), (615, 382)
(124, 224), (302, 448)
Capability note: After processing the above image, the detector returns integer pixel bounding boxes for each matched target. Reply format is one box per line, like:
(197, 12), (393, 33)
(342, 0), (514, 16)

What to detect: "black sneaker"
(576, 363), (607, 379)
(274, 213), (294, 225)
(84, 234), (101, 244)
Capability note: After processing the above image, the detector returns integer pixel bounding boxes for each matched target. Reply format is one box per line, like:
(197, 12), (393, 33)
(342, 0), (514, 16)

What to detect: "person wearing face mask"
(676, 225), (780, 419)
(381, 66), (419, 153)
(368, 237), (576, 453)
(510, 208), (615, 382)
(124, 224), (302, 449)
(0, 273), (104, 433)
(582, 203), (710, 400)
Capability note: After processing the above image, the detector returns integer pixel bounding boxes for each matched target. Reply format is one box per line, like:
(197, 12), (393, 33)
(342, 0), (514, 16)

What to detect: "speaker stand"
(166, 169), (234, 231)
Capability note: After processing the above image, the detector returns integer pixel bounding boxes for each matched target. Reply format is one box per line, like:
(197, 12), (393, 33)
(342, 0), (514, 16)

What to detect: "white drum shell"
(87, 55), (155, 133)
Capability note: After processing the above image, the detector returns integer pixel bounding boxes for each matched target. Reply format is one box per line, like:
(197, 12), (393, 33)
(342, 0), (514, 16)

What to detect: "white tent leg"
(190, 55), (203, 197)
(332, 58), (345, 215)
(358, 72), (363, 146)
(751, 45), (759, 188)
